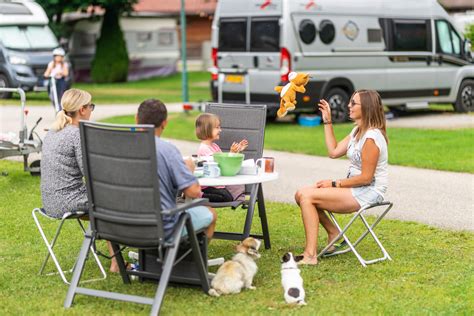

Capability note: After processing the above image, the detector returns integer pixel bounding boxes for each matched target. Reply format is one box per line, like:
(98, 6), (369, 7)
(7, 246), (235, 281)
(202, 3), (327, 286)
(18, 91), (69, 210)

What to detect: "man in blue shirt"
(136, 99), (216, 240)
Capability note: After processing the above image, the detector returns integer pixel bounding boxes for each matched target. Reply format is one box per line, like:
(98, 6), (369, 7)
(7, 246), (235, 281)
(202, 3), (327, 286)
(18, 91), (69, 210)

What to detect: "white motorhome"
(67, 16), (179, 82)
(0, 0), (68, 98)
(210, 0), (474, 122)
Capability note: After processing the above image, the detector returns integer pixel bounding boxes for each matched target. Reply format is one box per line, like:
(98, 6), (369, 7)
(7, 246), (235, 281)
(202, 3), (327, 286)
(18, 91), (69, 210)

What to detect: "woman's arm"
(318, 99), (350, 158)
(317, 138), (379, 188)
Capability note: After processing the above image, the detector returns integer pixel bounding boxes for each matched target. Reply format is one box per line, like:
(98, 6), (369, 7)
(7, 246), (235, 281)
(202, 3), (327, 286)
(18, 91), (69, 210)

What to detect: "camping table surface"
(198, 172), (279, 249)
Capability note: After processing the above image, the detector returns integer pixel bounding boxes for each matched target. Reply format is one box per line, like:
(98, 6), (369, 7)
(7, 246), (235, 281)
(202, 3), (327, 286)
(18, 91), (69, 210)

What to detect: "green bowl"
(213, 153), (244, 176)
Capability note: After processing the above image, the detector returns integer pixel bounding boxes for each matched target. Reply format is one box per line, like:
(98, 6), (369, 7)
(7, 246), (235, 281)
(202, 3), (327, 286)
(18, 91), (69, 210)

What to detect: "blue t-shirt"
(155, 137), (197, 234)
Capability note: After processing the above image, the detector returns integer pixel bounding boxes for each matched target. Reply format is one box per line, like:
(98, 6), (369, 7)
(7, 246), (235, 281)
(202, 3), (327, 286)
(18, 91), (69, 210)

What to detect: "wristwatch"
(332, 180), (336, 188)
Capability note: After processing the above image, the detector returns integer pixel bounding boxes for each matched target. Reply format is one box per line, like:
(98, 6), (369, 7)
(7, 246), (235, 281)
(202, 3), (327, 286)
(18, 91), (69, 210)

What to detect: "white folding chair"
(32, 208), (107, 284)
(317, 201), (394, 267)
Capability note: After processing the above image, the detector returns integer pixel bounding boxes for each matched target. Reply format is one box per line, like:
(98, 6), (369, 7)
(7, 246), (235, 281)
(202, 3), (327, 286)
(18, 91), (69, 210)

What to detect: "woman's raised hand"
(318, 99), (331, 123)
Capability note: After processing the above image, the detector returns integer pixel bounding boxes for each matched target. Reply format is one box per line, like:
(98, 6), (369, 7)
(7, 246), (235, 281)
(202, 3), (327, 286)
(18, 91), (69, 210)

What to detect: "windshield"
(0, 25), (58, 50)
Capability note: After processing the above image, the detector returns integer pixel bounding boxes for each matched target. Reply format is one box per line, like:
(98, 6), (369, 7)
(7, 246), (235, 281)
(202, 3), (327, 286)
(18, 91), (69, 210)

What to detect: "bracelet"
(323, 121), (332, 125)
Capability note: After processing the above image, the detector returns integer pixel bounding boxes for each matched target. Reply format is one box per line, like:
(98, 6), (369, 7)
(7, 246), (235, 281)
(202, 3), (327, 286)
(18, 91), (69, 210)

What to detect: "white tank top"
(346, 127), (388, 196)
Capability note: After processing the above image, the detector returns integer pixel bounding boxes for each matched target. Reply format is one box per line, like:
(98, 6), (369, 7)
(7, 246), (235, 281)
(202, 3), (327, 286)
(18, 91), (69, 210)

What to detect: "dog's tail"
(208, 288), (221, 297)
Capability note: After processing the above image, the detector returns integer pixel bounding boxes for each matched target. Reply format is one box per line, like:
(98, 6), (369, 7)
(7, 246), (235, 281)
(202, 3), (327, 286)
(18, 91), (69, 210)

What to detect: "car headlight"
(9, 55), (27, 65)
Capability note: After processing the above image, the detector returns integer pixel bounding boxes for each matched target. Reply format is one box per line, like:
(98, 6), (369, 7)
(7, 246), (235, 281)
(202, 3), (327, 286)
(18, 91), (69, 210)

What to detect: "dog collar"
(281, 267), (299, 270)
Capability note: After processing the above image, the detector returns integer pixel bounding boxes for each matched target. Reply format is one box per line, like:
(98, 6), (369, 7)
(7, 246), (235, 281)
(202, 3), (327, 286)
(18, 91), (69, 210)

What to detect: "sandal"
(322, 240), (348, 257)
(296, 253), (318, 266)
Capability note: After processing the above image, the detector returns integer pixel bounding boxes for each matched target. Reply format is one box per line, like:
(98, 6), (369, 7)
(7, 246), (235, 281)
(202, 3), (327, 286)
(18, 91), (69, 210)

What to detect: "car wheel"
(0, 74), (12, 99)
(454, 79), (474, 113)
(325, 87), (350, 123)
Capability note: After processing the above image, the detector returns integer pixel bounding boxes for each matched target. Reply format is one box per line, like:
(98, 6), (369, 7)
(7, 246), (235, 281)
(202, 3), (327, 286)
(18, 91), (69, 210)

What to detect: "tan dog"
(208, 237), (261, 297)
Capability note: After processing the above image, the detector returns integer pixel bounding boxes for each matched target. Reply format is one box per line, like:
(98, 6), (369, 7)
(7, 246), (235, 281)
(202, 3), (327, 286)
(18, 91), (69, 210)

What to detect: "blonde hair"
(351, 89), (388, 143)
(50, 89), (92, 131)
(195, 113), (220, 140)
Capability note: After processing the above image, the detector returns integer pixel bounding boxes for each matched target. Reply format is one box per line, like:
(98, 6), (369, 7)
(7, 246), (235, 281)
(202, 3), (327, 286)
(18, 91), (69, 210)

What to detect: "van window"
(392, 20), (429, 51)
(219, 19), (247, 52)
(299, 19), (316, 45)
(436, 20), (461, 56)
(250, 19), (279, 52)
(319, 20), (335, 45)
(0, 26), (58, 50)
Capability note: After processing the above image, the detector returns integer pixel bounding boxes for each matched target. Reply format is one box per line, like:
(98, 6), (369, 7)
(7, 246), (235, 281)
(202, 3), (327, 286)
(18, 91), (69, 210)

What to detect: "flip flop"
(322, 240), (348, 257)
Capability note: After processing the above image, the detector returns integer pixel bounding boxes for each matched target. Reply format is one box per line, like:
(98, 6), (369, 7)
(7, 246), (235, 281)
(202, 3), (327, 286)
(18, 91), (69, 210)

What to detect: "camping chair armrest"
(161, 198), (209, 216)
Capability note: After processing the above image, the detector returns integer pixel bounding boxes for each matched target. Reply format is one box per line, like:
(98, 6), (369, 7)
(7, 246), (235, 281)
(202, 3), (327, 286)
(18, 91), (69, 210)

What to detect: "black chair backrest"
(204, 103), (267, 161)
(80, 121), (164, 248)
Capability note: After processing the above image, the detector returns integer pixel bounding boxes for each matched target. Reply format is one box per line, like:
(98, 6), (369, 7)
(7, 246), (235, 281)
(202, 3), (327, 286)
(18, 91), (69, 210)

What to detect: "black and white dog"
(281, 252), (306, 305)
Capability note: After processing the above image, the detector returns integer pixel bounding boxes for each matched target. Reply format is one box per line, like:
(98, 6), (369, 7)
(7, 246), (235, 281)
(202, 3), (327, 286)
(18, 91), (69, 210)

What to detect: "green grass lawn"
(0, 160), (473, 315)
(0, 72), (211, 106)
(103, 112), (474, 173)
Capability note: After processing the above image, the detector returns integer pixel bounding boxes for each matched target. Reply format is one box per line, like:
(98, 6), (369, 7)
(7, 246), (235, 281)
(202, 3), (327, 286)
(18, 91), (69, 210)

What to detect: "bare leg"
(295, 187), (359, 264)
(107, 241), (120, 273)
(317, 209), (340, 244)
(205, 207), (217, 240)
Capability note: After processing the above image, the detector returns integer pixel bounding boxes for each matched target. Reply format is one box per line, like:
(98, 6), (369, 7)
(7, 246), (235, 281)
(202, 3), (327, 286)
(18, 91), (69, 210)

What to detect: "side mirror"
(463, 39), (472, 62)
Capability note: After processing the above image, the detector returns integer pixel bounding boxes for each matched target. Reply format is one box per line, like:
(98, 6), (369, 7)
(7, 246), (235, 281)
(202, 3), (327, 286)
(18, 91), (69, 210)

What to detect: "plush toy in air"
(274, 72), (310, 118)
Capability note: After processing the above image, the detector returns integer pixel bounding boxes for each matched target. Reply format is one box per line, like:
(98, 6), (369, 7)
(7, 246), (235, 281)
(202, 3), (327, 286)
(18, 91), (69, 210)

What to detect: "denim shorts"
(351, 186), (384, 207)
(164, 206), (213, 241)
(181, 206), (214, 237)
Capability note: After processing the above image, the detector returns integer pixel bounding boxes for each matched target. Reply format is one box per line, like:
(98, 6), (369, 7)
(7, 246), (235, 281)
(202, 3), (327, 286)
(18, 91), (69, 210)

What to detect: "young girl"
(195, 113), (248, 202)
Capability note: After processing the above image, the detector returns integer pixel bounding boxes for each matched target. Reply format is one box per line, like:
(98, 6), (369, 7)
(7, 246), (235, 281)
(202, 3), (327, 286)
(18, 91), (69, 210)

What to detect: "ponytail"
(50, 110), (73, 131)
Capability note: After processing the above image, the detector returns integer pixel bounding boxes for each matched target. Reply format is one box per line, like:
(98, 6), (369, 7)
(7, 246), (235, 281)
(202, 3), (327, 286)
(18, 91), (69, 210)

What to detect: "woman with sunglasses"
(40, 89), (120, 272)
(295, 90), (389, 265)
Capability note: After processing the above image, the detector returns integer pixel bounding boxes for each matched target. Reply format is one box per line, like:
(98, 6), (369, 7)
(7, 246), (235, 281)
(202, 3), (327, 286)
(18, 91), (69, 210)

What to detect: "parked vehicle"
(210, 0), (474, 122)
(67, 16), (179, 82)
(0, 0), (71, 99)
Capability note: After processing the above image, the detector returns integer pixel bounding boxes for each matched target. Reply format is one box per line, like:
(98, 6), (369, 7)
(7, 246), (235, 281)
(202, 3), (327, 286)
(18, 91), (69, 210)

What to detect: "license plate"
(225, 75), (243, 84)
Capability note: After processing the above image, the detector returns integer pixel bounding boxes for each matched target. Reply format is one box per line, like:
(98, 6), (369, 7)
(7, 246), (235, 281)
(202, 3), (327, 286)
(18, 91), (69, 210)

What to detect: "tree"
(37, 0), (137, 83)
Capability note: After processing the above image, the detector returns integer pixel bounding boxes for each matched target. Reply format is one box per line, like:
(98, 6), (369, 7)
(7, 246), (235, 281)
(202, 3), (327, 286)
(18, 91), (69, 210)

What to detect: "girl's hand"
(230, 139), (248, 153)
(237, 139), (248, 152)
(230, 142), (239, 153)
(316, 179), (332, 188)
(318, 99), (331, 123)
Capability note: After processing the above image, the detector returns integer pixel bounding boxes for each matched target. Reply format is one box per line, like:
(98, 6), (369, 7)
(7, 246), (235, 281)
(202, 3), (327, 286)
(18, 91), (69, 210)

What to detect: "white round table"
(198, 172), (279, 186)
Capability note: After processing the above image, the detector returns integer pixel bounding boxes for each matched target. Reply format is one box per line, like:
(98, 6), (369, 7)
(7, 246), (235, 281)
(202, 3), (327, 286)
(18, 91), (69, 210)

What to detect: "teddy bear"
(274, 72), (310, 118)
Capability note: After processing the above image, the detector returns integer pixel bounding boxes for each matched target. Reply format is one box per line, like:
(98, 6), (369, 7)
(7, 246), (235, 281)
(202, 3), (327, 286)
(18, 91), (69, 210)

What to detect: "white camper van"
(210, 0), (474, 122)
(0, 0), (68, 98)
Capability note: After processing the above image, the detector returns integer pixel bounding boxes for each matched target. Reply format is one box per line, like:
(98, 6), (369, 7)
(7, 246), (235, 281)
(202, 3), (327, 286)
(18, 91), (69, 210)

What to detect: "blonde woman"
(40, 89), (121, 272)
(294, 90), (389, 265)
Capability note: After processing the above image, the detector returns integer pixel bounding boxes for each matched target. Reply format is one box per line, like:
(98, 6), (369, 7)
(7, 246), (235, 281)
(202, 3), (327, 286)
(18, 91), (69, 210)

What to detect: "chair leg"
(186, 219), (210, 293)
(256, 184), (271, 249)
(32, 208), (71, 284)
(150, 217), (187, 316)
(317, 202), (393, 267)
(64, 231), (93, 308)
(112, 243), (131, 284)
(32, 209), (107, 284)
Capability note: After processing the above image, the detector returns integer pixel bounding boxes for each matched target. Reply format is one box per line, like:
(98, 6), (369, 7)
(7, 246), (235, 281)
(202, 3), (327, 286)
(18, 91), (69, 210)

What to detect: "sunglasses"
(349, 100), (361, 107)
(83, 103), (95, 111)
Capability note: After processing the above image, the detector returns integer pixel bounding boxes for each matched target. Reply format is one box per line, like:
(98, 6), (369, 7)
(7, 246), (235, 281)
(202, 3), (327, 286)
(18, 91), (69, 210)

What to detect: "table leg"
(242, 184), (259, 238)
(257, 184), (271, 249)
